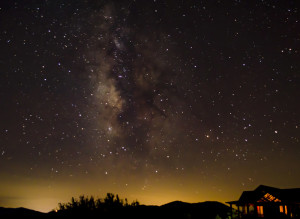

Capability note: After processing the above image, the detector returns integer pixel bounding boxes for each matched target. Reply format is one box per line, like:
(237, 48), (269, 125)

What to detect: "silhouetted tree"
(131, 199), (140, 207)
(57, 193), (139, 213)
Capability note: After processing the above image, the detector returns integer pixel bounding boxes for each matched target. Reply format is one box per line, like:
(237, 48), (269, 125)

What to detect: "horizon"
(1, 190), (230, 213)
(0, 0), (299, 214)
(0, 193), (242, 213)
(1, 194), (229, 213)
(1, 183), (298, 213)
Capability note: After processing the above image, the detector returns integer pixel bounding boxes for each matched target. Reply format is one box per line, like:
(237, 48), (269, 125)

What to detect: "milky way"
(84, 3), (193, 168)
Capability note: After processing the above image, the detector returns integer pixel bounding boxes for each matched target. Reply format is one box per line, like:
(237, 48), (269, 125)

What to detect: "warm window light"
(285, 205), (288, 215)
(259, 193), (281, 202)
(280, 205), (284, 213)
(257, 206), (264, 217)
(264, 193), (275, 201)
(279, 205), (288, 215)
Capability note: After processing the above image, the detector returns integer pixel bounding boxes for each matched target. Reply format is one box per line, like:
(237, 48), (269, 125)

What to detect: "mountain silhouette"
(160, 201), (230, 219)
(0, 207), (46, 218)
(0, 200), (231, 219)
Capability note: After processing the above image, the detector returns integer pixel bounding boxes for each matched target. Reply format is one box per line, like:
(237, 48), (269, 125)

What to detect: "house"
(226, 185), (300, 218)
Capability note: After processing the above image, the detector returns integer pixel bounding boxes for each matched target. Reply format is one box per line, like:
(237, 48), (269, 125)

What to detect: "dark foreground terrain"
(0, 201), (231, 219)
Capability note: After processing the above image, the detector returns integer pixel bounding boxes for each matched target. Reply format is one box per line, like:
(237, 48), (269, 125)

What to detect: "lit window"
(257, 206), (264, 217)
(280, 205), (288, 215)
(280, 206), (284, 213)
(259, 193), (281, 202)
(285, 205), (288, 215)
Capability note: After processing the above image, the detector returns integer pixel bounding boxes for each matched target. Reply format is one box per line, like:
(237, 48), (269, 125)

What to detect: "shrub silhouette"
(57, 193), (139, 214)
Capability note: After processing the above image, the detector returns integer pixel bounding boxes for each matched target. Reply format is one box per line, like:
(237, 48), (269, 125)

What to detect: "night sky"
(0, 0), (299, 212)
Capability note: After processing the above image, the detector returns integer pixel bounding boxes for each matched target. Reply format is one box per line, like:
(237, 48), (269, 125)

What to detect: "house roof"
(227, 185), (300, 205)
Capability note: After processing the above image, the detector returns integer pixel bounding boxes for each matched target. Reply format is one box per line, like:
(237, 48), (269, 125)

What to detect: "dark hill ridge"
(162, 200), (228, 208)
(0, 207), (46, 217)
(0, 201), (231, 219)
(160, 201), (231, 219)
(161, 200), (192, 207)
